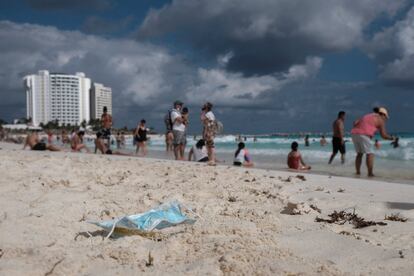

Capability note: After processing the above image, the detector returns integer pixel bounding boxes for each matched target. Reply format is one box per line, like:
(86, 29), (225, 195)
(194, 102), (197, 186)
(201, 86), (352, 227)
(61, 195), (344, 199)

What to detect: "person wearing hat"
(351, 107), (395, 177)
(170, 100), (186, 160)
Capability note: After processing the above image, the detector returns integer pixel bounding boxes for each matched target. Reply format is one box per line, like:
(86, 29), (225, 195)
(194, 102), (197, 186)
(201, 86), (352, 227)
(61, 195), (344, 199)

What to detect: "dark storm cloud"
(0, 21), (192, 125)
(81, 16), (135, 35)
(0, 20), (325, 130)
(1, 19), (413, 132)
(364, 6), (414, 88)
(25, 0), (113, 11)
(138, 0), (406, 75)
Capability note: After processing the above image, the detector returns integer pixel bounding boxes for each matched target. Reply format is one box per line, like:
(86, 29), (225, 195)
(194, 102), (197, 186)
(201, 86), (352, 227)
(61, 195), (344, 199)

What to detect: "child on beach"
(71, 130), (90, 152)
(287, 142), (311, 170)
(188, 139), (209, 162)
(233, 142), (254, 167)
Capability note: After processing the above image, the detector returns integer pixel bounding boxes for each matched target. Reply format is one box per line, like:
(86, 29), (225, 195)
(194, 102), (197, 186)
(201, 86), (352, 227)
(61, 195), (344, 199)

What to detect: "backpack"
(214, 120), (224, 134)
(164, 110), (173, 131)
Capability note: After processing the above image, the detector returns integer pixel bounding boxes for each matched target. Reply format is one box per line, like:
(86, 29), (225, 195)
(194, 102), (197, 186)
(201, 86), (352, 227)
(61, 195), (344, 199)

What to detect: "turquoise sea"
(109, 133), (414, 183)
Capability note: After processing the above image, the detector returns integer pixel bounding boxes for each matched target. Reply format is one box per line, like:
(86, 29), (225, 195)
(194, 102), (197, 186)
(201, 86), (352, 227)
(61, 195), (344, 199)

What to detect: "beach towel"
(88, 201), (196, 235)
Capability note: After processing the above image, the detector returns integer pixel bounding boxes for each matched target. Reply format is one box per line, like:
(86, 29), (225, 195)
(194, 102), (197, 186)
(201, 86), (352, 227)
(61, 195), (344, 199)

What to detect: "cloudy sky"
(0, 0), (413, 133)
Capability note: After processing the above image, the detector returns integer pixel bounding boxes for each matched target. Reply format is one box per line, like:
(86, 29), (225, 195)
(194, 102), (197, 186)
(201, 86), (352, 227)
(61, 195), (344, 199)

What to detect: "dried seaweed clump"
(315, 210), (387, 229)
(384, 213), (408, 222)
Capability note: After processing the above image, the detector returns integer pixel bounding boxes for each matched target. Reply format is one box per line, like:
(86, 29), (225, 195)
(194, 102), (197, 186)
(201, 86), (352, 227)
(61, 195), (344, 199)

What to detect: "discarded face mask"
(88, 201), (197, 236)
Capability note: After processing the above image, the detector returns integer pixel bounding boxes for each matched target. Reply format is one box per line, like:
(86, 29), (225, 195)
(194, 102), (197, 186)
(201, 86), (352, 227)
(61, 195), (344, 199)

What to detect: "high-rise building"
(24, 70), (92, 127)
(90, 83), (112, 120)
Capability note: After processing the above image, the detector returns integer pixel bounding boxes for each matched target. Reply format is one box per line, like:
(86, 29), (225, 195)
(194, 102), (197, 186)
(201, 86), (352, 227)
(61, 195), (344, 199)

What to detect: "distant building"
(24, 70), (112, 127)
(90, 82), (112, 120)
(24, 70), (91, 126)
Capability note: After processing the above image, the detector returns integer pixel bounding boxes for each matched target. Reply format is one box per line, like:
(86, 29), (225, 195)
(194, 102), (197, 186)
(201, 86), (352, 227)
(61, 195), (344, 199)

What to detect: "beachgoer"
(171, 100), (186, 160)
(95, 132), (131, 156)
(47, 130), (53, 144)
(181, 107), (190, 154)
(391, 137), (399, 148)
(201, 102), (216, 165)
(71, 130), (90, 152)
(100, 106), (112, 147)
(329, 111), (346, 164)
(116, 132), (121, 149)
(188, 139), (209, 162)
(165, 131), (174, 152)
(351, 107), (395, 177)
(320, 135), (327, 146)
(120, 132), (126, 148)
(304, 135), (310, 147)
(61, 129), (69, 144)
(134, 119), (148, 156)
(233, 142), (254, 167)
(70, 128), (76, 140)
(287, 141), (311, 170)
(374, 139), (381, 150)
(0, 125), (5, 141)
(23, 132), (61, 151)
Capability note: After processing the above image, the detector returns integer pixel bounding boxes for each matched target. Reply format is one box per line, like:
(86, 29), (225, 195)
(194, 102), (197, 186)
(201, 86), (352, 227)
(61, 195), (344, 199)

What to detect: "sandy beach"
(0, 141), (413, 275)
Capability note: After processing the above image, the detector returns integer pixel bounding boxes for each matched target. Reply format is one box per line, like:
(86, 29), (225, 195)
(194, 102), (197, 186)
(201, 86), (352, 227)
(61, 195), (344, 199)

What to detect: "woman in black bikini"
(134, 119), (148, 156)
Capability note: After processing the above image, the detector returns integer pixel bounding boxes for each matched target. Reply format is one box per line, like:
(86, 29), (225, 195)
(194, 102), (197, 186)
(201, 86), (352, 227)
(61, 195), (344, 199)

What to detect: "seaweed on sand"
(384, 213), (408, 222)
(315, 210), (387, 229)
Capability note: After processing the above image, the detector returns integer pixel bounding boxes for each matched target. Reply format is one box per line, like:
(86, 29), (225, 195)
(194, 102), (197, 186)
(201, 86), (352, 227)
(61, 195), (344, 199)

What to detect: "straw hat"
(378, 107), (389, 119)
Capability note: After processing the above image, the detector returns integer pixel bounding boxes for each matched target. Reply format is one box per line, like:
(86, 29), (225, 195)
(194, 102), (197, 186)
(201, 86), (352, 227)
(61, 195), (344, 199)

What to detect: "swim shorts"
(203, 123), (216, 148)
(352, 134), (372, 154)
(233, 161), (242, 166)
(32, 142), (47, 151)
(332, 137), (346, 154)
(172, 130), (186, 145)
(100, 128), (111, 139)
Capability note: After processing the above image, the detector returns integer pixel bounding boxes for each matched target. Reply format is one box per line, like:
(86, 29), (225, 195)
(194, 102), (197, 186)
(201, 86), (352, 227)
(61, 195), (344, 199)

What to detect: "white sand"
(0, 142), (413, 275)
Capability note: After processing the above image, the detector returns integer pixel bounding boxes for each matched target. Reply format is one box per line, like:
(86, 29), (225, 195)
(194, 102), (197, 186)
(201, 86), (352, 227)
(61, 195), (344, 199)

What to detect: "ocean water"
(84, 133), (414, 183)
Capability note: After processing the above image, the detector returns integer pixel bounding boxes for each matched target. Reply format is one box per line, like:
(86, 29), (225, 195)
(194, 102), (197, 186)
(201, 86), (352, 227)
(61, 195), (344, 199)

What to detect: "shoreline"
(0, 142), (413, 274)
(1, 140), (413, 185)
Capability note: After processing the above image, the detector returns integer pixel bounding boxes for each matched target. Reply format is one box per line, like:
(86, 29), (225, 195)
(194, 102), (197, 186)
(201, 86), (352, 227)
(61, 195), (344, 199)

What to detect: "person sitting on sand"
(287, 142), (311, 170)
(23, 132), (61, 151)
(233, 142), (254, 167)
(351, 107), (395, 177)
(61, 129), (70, 144)
(71, 130), (90, 152)
(188, 139), (209, 162)
(95, 132), (132, 156)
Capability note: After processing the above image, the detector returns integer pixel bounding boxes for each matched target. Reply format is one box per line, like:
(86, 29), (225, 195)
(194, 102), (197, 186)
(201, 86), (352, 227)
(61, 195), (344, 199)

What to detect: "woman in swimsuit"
(287, 142), (311, 170)
(134, 119), (148, 156)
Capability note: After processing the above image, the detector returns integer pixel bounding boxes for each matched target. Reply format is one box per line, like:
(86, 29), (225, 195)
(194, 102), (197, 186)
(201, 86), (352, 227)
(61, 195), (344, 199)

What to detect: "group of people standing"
(166, 101), (218, 165)
(21, 101), (397, 177)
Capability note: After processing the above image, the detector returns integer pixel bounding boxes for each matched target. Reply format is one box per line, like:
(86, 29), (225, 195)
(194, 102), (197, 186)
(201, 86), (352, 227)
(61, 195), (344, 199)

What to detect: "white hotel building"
(90, 83), (112, 120)
(24, 70), (112, 126)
